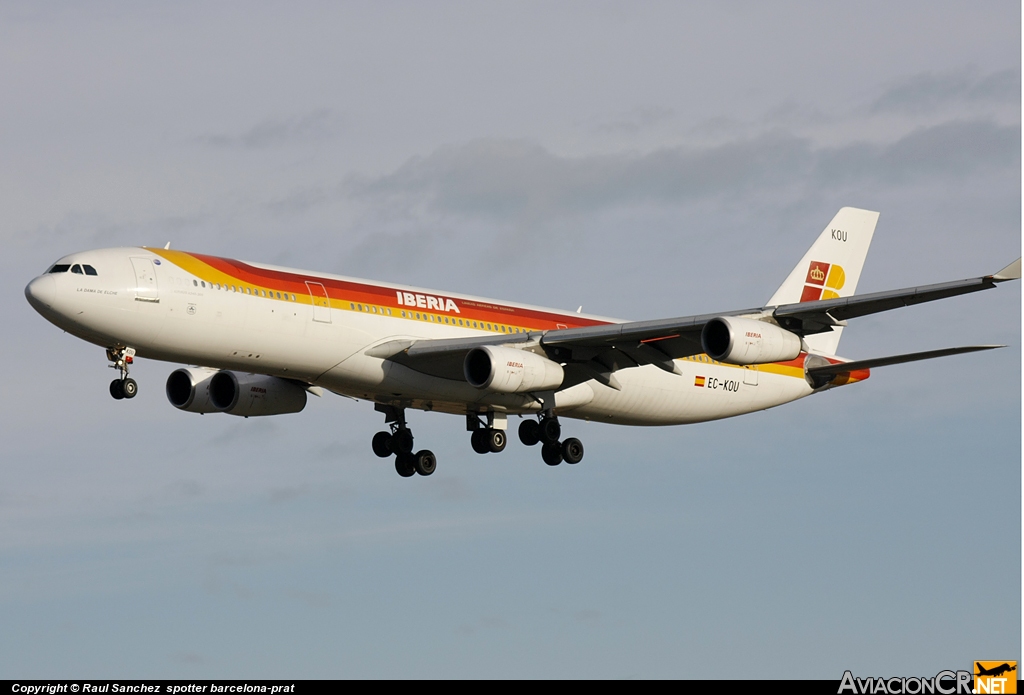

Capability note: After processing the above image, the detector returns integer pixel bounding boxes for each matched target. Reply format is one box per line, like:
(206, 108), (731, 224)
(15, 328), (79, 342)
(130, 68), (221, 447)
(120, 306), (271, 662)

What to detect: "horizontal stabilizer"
(806, 345), (1005, 379)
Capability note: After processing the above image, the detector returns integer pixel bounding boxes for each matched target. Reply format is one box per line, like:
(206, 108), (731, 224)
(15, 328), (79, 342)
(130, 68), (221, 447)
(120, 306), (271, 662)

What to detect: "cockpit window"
(71, 264), (84, 274)
(83, 265), (98, 276)
(48, 264), (71, 274)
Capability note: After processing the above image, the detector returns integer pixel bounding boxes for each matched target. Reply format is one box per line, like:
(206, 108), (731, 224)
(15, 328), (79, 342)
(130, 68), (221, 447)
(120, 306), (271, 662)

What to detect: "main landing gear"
(372, 404), (436, 477)
(107, 347), (138, 400)
(519, 414), (584, 466)
(467, 411), (507, 455)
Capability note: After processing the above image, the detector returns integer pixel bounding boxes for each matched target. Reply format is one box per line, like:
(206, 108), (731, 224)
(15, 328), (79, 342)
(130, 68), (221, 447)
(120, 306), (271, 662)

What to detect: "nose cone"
(25, 275), (56, 312)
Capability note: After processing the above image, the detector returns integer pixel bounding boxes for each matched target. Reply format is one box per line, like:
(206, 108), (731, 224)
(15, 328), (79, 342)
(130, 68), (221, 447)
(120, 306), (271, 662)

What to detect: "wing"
(372, 258), (1020, 384)
(773, 258), (1021, 334)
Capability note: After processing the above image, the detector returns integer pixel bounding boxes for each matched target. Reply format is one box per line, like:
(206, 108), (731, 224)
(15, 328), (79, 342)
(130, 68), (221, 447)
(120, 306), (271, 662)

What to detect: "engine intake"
(166, 367), (219, 413)
(209, 371), (308, 417)
(701, 316), (802, 365)
(464, 345), (564, 393)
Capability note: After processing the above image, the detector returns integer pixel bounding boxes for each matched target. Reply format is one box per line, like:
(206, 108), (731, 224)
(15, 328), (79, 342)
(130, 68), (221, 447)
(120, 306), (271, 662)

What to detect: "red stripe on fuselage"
(185, 252), (609, 331)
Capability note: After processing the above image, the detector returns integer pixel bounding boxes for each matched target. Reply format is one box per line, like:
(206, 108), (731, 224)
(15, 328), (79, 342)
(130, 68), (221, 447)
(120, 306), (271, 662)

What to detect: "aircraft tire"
(414, 450), (436, 476)
(487, 429), (507, 453)
(372, 431), (392, 458)
(539, 418), (561, 445)
(541, 442), (563, 466)
(470, 429), (490, 454)
(562, 438), (584, 464)
(395, 453), (416, 478)
(109, 379), (125, 400)
(122, 378), (138, 399)
(391, 429), (415, 455)
(518, 419), (540, 446)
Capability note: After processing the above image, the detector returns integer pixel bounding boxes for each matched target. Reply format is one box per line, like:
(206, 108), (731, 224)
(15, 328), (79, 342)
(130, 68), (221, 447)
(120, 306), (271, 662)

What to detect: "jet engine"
(701, 316), (802, 365)
(464, 345), (564, 393)
(208, 371), (308, 417)
(165, 367), (220, 413)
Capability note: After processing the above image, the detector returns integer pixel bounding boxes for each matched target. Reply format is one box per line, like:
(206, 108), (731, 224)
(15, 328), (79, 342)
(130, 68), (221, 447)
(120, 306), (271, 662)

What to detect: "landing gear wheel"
(471, 429), (490, 454)
(487, 429), (507, 453)
(542, 442), (563, 466)
(121, 378), (138, 399)
(372, 431), (392, 458)
(395, 453), (416, 478)
(539, 418), (561, 445)
(561, 437), (584, 464)
(391, 429), (415, 455)
(109, 379), (125, 400)
(519, 419), (540, 446)
(414, 450), (437, 476)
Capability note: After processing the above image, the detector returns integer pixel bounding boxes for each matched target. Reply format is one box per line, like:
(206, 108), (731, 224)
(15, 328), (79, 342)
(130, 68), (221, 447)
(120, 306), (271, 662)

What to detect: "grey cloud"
(817, 120), (1020, 185)
(348, 120), (1019, 222)
(870, 68), (1021, 114)
(349, 134), (814, 220)
(591, 106), (674, 134)
(197, 109), (342, 149)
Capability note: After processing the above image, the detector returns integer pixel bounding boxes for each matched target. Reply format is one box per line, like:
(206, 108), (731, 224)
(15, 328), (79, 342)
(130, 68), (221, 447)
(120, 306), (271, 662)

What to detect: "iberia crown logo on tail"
(800, 260), (846, 302)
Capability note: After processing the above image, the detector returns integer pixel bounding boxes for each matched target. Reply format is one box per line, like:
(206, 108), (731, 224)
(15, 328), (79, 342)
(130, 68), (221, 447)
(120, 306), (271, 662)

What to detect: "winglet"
(164, 242), (171, 250)
(992, 257), (1021, 281)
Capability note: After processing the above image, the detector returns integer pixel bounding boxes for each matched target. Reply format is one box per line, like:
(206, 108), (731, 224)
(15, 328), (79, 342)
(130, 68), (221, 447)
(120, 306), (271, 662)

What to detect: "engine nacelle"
(166, 367), (220, 413)
(701, 316), (802, 365)
(464, 345), (564, 393)
(209, 371), (308, 417)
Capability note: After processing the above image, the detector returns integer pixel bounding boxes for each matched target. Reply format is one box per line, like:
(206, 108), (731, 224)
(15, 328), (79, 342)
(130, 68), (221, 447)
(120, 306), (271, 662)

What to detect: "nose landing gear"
(107, 347), (138, 400)
(373, 404), (436, 477)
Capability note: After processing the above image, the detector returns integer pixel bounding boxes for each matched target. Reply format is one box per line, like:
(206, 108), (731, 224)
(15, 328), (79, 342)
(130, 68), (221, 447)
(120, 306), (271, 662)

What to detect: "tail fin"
(767, 207), (879, 355)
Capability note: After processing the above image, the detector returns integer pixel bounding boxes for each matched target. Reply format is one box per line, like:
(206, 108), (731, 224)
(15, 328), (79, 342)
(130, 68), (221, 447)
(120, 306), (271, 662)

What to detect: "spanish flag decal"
(694, 376), (706, 387)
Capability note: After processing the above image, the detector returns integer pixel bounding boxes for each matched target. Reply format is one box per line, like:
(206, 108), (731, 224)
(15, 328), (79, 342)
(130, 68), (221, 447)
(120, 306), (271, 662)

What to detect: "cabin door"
(305, 281), (331, 323)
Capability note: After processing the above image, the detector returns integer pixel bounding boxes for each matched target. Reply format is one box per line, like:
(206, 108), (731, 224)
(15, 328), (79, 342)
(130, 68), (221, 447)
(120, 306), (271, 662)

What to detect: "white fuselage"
(25, 247), (839, 425)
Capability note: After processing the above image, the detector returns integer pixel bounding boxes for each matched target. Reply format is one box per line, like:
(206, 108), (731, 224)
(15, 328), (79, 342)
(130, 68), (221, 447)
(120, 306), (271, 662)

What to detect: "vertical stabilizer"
(767, 207), (879, 355)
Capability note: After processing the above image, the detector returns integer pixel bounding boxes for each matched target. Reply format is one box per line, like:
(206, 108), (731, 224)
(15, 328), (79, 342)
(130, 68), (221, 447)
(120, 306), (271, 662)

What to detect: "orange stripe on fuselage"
(147, 248), (607, 333)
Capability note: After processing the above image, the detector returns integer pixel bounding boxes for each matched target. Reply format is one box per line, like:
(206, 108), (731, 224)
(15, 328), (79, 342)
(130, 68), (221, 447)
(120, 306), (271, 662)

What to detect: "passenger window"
(71, 264), (83, 274)
(48, 264), (71, 274)
(83, 265), (98, 276)
(193, 279), (198, 286)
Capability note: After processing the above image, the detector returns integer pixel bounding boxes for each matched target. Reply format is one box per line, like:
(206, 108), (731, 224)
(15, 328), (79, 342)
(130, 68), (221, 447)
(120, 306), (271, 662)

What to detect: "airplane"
(975, 663), (1017, 678)
(24, 207), (1020, 478)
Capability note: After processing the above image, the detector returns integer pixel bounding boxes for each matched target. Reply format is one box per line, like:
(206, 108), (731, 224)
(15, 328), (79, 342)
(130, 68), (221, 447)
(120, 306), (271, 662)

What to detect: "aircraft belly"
(568, 361), (814, 426)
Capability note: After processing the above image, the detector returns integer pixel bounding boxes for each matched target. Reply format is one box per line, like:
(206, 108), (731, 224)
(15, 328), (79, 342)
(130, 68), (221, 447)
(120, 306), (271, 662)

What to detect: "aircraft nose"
(25, 275), (56, 311)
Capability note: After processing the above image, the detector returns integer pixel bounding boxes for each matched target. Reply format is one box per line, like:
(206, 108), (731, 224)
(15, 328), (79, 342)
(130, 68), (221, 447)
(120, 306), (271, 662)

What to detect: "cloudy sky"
(0, 1), (1019, 678)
